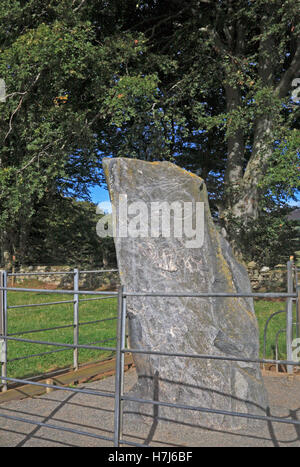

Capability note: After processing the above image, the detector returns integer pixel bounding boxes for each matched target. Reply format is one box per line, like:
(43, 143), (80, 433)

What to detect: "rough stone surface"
(103, 157), (268, 430)
(11, 265), (119, 290)
(247, 264), (287, 292)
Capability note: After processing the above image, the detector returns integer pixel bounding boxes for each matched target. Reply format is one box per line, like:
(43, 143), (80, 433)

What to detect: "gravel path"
(1, 369), (300, 447)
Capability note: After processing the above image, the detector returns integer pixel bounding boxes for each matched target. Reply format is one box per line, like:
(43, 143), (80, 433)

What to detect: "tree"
(26, 196), (116, 268)
(1, 0), (299, 267)
(0, 0), (158, 266)
(0, 2), (96, 264)
(96, 0), (300, 255)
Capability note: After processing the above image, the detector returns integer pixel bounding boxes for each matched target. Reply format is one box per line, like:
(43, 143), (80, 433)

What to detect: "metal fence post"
(0, 270), (3, 336)
(119, 286), (127, 438)
(73, 268), (79, 371)
(0, 270), (7, 391)
(114, 285), (125, 447)
(295, 266), (300, 340)
(296, 285), (300, 338)
(286, 260), (293, 374)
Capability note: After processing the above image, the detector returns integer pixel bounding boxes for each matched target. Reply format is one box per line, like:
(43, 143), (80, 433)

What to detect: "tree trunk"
(223, 82), (245, 217)
(18, 218), (31, 264)
(1, 230), (13, 270)
(224, 85), (244, 186)
(234, 116), (273, 218)
(220, 10), (276, 241)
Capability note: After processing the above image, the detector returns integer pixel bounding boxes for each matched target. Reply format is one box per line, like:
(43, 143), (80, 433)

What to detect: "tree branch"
(73, 0), (86, 13)
(4, 72), (41, 142)
(5, 91), (27, 99)
(276, 36), (300, 98)
(17, 154), (38, 173)
(16, 139), (61, 173)
(4, 94), (25, 141)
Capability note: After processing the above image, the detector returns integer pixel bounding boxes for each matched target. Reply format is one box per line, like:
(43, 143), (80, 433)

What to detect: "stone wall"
(246, 262), (287, 292)
(8, 263), (288, 292)
(9, 265), (120, 291)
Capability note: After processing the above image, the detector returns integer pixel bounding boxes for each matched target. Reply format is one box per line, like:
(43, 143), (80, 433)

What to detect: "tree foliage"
(26, 197), (116, 267)
(0, 0), (299, 267)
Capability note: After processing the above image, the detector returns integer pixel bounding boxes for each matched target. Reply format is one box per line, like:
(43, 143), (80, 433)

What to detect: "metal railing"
(113, 285), (299, 447)
(0, 268), (119, 391)
(261, 261), (299, 372)
(0, 264), (299, 447)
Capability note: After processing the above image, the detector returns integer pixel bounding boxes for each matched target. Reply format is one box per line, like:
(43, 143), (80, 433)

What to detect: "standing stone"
(103, 157), (268, 430)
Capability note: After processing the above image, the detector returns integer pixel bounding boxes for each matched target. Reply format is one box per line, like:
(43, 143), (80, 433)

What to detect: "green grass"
(5, 286), (118, 380)
(3, 286), (297, 381)
(255, 299), (297, 362)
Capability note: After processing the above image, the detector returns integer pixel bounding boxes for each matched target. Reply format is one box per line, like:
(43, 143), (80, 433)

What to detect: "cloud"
(96, 201), (112, 214)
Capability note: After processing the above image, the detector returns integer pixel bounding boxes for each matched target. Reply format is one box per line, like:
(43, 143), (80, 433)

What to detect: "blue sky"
(89, 183), (300, 209)
(90, 184), (110, 204)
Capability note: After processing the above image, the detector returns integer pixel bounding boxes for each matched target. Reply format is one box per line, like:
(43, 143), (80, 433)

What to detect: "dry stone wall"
(11, 263), (288, 292)
(10, 265), (120, 290)
(247, 262), (287, 292)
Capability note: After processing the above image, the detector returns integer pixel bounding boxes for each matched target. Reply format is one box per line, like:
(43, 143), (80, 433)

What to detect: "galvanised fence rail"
(0, 262), (299, 447)
(0, 268), (119, 391)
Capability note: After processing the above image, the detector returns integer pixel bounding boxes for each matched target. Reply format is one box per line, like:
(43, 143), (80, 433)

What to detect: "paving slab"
(0, 369), (300, 447)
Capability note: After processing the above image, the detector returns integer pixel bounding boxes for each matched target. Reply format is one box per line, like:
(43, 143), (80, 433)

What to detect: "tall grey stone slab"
(103, 157), (268, 429)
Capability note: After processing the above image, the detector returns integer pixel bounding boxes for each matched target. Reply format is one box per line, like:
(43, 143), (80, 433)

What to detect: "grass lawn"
(255, 299), (297, 361)
(5, 283), (118, 380)
(2, 283), (297, 381)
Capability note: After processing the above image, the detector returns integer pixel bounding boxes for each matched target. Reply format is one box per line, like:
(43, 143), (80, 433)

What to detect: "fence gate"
(0, 265), (299, 447)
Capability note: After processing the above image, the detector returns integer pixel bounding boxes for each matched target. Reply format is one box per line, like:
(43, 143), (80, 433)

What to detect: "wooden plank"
(0, 354), (134, 404)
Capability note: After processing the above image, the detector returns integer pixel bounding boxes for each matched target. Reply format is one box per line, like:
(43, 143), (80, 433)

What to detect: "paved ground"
(1, 369), (300, 447)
